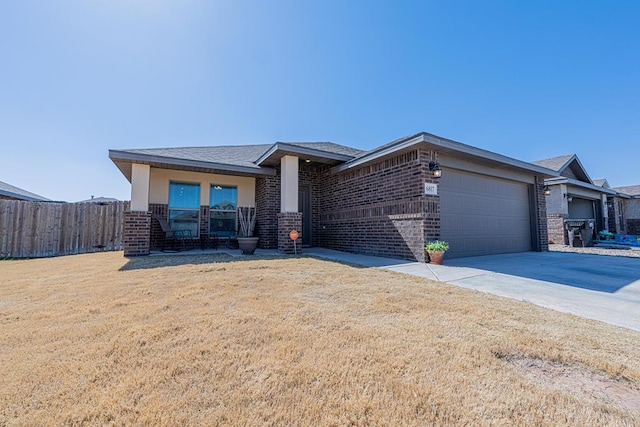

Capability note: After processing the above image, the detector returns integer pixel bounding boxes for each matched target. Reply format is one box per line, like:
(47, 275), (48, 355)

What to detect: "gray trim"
(332, 132), (559, 177)
(544, 177), (618, 195)
(109, 150), (276, 176)
(254, 142), (355, 166)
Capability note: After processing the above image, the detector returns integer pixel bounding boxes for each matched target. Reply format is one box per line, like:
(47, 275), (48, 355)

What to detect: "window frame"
(210, 185), (238, 237)
(168, 181), (201, 238)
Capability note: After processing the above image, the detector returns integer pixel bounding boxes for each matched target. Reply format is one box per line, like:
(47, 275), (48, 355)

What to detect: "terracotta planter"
(237, 237), (259, 255)
(427, 250), (445, 265)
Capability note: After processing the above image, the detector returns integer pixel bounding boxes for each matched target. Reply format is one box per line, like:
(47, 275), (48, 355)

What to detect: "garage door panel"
(440, 170), (532, 258)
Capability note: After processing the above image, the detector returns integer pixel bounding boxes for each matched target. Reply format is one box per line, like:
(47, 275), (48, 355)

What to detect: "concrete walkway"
(305, 248), (640, 332)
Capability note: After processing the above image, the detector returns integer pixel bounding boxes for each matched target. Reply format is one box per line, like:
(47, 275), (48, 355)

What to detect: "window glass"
(210, 186), (237, 211)
(168, 182), (200, 236)
(169, 182), (200, 209)
(210, 185), (237, 236)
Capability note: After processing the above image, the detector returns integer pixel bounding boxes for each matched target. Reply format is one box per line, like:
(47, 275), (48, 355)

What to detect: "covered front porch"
(111, 143), (351, 257)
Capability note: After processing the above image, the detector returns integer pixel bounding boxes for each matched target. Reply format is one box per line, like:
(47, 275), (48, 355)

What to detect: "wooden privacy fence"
(0, 200), (128, 258)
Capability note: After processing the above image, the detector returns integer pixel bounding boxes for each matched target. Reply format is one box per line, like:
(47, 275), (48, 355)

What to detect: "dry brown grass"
(1, 251), (640, 426)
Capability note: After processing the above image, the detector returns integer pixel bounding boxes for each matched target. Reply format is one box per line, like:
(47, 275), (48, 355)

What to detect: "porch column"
(124, 163), (151, 256)
(130, 163), (150, 212)
(278, 155), (302, 253)
(601, 194), (609, 231)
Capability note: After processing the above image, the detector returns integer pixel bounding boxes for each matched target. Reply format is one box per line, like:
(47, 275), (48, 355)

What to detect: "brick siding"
(315, 149), (439, 262)
(278, 212), (302, 253)
(124, 211), (151, 256)
(256, 174), (280, 249)
(627, 219), (640, 235)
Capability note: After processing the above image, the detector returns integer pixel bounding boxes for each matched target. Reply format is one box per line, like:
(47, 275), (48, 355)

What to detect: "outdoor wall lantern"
(564, 193), (573, 202)
(543, 185), (551, 196)
(429, 161), (442, 178)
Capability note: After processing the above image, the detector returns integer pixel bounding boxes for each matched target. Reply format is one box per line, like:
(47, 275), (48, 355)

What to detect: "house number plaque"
(424, 183), (438, 196)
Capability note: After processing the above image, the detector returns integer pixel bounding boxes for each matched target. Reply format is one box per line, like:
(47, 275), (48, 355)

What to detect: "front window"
(168, 182), (200, 236)
(210, 185), (237, 237)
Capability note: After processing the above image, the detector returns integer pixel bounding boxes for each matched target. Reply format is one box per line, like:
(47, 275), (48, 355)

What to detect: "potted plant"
(237, 206), (259, 255)
(425, 240), (449, 265)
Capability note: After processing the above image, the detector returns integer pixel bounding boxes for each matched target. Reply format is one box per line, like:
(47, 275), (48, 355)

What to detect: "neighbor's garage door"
(440, 169), (532, 258)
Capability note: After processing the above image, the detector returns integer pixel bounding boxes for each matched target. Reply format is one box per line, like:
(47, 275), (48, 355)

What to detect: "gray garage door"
(440, 169), (532, 258)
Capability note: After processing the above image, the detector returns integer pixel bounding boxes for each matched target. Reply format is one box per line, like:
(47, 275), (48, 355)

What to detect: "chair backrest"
(153, 215), (176, 237)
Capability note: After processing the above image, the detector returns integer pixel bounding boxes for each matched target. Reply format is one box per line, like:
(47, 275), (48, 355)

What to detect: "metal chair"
(153, 215), (183, 251)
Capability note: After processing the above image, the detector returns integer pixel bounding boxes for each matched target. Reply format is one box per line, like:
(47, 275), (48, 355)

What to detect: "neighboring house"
(77, 196), (121, 203)
(532, 154), (616, 244)
(110, 132), (557, 261)
(0, 180), (52, 202)
(609, 185), (640, 235)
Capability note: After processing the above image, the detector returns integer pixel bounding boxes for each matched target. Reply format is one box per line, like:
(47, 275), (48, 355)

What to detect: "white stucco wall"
(280, 155), (298, 212)
(148, 168), (256, 206)
(130, 163), (150, 211)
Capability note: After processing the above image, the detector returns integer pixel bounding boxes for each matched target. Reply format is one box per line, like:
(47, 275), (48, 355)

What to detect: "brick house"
(609, 185), (640, 235)
(532, 154), (640, 244)
(110, 132), (556, 260)
(532, 154), (616, 244)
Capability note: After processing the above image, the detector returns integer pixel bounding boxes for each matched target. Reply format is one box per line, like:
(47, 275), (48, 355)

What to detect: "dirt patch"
(503, 355), (640, 411)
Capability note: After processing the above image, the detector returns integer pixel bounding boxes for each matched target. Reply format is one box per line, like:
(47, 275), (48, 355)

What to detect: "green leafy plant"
(425, 240), (449, 251)
(598, 231), (614, 240)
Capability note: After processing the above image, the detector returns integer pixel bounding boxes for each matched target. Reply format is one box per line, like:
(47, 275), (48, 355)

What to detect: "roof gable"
(532, 154), (592, 184)
(593, 179), (610, 188)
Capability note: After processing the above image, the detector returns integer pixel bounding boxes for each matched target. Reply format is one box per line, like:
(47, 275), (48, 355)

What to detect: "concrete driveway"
(306, 248), (640, 332)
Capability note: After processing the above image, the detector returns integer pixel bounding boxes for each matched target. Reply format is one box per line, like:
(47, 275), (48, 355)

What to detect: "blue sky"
(1, 0), (638, 201)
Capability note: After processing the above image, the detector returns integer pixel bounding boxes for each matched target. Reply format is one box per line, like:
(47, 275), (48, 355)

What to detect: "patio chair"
(153, 215), (184, 251)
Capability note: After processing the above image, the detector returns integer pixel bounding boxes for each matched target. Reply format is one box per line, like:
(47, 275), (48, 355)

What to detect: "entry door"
(298, 186), (312, 246)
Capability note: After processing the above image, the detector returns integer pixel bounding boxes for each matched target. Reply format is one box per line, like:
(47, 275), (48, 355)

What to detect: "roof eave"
(332, 132), (559, 177)
(544, 177), (618, 195)
(0, 190), (50, 202)
(109, 150), (277, 177)
(254, 142), (355, 166)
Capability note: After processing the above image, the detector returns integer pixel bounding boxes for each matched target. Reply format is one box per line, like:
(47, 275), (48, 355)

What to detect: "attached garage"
(440, 169), (533, 258)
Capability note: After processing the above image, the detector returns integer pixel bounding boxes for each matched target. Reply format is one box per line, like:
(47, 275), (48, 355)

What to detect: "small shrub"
(425, 240), (449, 251)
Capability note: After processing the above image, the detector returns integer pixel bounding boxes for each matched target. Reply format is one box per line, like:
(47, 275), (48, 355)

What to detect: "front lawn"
(1, 252), (639, 425)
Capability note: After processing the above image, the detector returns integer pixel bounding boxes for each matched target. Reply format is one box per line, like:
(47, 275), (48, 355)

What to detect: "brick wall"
(547, 213), (567, 245)
(627, 219), (640, 235)
(256, 174), (280, 249)
(278, 212), (302, 253)
(124, 211), (151, 256)
(534, 177), (549, 251)
(315, 149), (438, 262)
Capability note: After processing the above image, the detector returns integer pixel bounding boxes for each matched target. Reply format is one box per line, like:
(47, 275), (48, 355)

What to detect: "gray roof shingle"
(116, 141), (364, 169)
(531, 154), (575, 171)
(0, 180), (51, 202)
(613, 185), (640, 196)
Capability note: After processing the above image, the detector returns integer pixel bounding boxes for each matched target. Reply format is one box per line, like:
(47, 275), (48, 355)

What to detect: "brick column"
(124, 211), (151, 256)
(278, 212), (302, 254)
